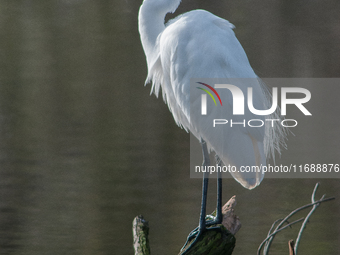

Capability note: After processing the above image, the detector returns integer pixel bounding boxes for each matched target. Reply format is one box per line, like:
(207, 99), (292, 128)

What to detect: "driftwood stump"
(132, 215), (151, 255)
(179, 195), (240, 255)
(132, 196), (240, 255)
(178, 225), (235, 255)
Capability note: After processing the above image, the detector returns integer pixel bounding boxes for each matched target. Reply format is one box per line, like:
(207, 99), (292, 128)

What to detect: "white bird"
(138, 0), (285, 252)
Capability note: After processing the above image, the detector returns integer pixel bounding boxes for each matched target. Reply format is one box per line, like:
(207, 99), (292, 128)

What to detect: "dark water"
(0, 1), (339, 254)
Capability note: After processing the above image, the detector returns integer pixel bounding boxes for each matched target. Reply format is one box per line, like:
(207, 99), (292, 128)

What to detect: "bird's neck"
(138, 0), (181, 67)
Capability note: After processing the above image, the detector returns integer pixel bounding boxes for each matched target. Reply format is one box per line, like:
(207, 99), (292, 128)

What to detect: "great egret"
(138, 0), (285, 252)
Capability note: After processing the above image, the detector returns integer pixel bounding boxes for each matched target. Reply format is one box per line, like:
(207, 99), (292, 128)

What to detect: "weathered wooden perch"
(221, 195), (241, 235)
(178, 195), (240, 255)
(132, 215), (151, 255)
(178, 225), (235, 255)
(132, 196), (240, 255)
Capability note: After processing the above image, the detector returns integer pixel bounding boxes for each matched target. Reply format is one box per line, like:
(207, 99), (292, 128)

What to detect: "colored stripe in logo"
(197, 87), (217, 105)
(197, 82), (223, 106)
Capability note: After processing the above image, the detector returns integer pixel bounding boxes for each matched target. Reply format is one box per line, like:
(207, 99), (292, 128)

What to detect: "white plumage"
(138, 0), (285, 189)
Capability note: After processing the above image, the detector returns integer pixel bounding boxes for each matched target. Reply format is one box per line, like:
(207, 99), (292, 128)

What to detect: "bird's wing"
(159, 10), (267, 188)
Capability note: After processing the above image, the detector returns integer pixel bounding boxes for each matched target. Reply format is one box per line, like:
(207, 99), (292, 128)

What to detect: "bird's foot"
(180, 215), (223, 254)
(180, 225), (223, 254)
(180, 228), (200, 254)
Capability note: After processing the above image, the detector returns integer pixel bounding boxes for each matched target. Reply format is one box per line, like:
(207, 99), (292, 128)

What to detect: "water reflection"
(0, 1), (339, 255)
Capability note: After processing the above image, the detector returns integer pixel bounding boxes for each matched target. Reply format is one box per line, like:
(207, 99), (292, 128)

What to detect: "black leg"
(181, 139), (210, 253)
(215, 156), (222, 224)
(181, 143), (225, 254)
(214, 165), (222, 224)
(198, 171), (209, 231)
(204, 156), (222, 225)
(198, 139), (210, 231)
